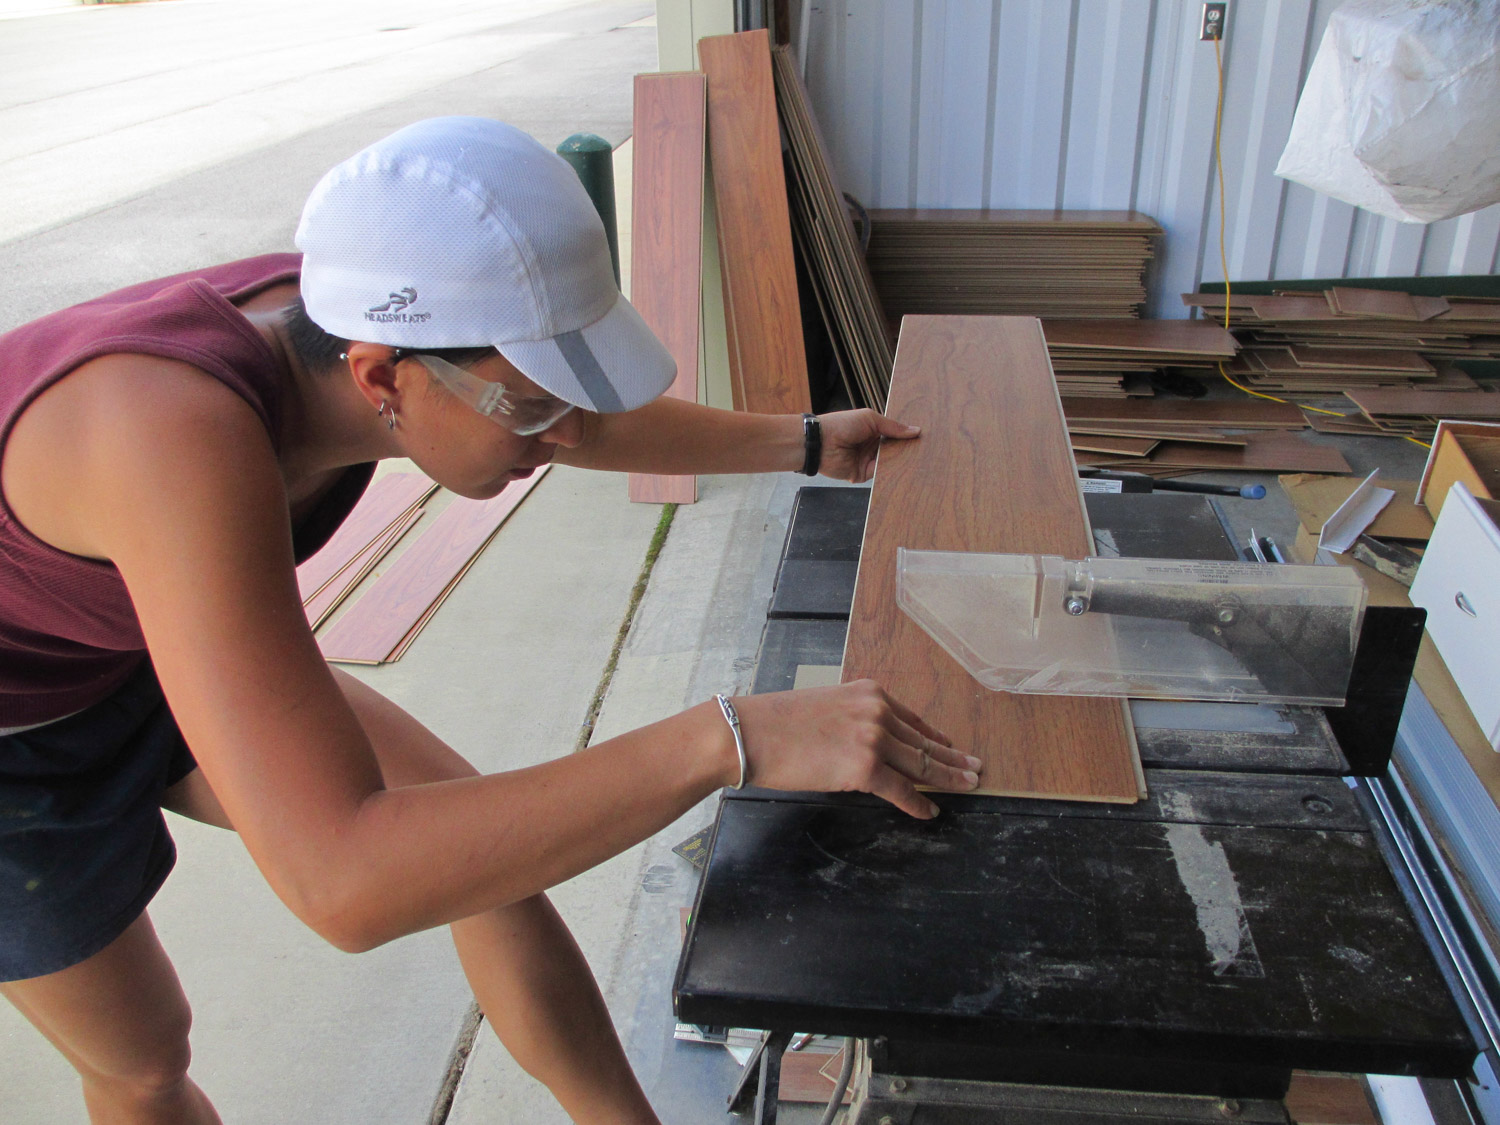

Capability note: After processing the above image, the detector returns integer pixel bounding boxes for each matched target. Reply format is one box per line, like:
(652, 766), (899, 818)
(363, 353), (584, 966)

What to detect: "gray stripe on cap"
(555, 330), (625, 413)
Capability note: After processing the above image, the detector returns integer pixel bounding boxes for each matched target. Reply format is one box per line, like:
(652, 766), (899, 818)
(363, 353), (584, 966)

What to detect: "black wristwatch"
(800, 413), (822, 477)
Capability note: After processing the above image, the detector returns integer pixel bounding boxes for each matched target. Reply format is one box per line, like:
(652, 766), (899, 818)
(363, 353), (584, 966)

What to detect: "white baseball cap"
(295, 117), (675, 413)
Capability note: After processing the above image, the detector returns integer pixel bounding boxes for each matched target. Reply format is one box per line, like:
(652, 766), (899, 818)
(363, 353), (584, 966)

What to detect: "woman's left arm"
(552, 396), (920, 483)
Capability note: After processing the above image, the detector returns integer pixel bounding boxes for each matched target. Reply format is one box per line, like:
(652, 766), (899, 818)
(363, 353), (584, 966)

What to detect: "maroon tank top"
(0, 254), (372, 726)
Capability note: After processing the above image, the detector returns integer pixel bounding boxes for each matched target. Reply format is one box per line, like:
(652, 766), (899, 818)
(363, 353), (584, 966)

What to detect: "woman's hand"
(815, 409), (920, 483)
(724, 680), (981, 818)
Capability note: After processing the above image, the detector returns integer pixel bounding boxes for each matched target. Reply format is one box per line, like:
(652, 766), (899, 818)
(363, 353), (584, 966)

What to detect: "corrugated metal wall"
(795, 0), (1500, 318)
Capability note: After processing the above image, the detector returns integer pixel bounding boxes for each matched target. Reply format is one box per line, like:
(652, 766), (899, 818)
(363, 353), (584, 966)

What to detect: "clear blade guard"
(896, 549), (1367, 705)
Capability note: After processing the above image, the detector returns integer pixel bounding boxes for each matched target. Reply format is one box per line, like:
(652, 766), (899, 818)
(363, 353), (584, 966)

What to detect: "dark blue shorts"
(0, 661), (196, 982)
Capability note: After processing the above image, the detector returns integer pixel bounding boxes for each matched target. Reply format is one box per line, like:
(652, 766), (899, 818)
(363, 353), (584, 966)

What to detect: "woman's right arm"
(9, 355), (978, 951)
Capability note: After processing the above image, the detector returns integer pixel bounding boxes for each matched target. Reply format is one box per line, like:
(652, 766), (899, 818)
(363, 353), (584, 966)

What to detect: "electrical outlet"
(1200, 2), (1226, 40)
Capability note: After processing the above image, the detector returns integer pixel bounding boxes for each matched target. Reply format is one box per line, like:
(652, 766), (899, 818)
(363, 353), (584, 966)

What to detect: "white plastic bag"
(1275, 0), (1500, 225)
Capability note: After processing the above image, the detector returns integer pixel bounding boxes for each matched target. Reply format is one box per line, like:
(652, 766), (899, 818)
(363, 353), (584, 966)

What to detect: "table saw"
(673, 487), (1478, 1124)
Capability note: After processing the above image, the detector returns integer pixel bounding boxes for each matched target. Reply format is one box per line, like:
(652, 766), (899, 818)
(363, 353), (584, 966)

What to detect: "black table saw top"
(673, 488), (1476, 1089)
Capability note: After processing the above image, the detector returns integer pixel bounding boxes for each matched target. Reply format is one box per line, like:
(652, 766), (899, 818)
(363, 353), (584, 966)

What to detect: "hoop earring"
(377, 400), (397, 431)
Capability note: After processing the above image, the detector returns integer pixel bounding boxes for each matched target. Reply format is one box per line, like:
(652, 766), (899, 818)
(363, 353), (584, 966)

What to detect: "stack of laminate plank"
(867, 210), (1162, 320)
(771, 44), (893, 410)
(1187, 287), (1500, 397)
(297, 473), (438, 630)
(1062, 396), (1352, 475)
(1340, 386), (1500, 442)
(308, 468), (550, 664)
(1042, 319), (1238, 397)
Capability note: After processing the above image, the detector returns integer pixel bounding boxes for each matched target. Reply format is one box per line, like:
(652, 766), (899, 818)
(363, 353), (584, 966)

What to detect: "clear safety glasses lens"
(412, 353), (576, 437)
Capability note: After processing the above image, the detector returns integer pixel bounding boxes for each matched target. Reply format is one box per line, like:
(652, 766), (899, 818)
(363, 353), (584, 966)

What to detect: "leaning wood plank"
(699, 29), (811, 415)
(772, 44), (894, 410)
(319, 467), (550, 664)
(296, 472), (436, 603)
(628, 72), (705, 505)
(843, 316), (1142, 803)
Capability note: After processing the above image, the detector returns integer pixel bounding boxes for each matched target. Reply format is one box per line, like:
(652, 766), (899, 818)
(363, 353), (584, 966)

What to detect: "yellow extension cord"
(1206, 38), (1431, 449)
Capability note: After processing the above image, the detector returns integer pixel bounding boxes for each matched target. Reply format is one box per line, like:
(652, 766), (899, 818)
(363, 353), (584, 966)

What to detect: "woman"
(0, 117), (980, 1123)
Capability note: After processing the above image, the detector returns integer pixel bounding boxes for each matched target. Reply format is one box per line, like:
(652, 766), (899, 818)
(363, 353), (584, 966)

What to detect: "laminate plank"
(869, 208), (1159, 229)
(627, 72), (706, 505)
(1288, 346), (1433, 374)
(1283, 1073), (1377, 1125)
(842, 316), (1142, 803)
(319, 467), (550, 664)
(296, 472), (436, 603)
(1139, 433), (1352, 474)
(1068, 424), (1247, 446)
(699, 29), (811, 415)
(305, 508), (424, 631)
(1060, 396), (1305, 428)
(1345, 388), (1500, 421)
(1041, 319), (1237, 356)
(1248, 296), (1342, 321)
(1069, 433), (1158, 456)
(1328, 286), (1420, 320)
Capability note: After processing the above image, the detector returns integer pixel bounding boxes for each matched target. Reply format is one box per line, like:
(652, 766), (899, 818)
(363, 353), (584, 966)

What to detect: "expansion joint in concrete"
(428, 1000), (484, 1125)
(574, 502), (679, 753)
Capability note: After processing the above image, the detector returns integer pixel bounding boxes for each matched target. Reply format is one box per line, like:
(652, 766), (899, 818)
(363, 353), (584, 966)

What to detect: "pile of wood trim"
(868, 210), (1161, 320)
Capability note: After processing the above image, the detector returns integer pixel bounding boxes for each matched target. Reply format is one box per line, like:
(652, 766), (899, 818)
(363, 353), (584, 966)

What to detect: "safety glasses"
(402, 351), (576, 437)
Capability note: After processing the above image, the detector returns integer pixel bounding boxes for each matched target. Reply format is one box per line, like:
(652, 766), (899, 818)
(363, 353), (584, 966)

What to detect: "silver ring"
(919, 749), (930, 778)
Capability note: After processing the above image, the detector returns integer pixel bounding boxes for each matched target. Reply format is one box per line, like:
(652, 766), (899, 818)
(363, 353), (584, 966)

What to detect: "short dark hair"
(282, 296), (348, 374)
(281, 296), (496, 374)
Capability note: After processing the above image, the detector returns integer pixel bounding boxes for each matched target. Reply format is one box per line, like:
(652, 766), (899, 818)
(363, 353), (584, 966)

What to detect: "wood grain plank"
(305, 508), (424, 630)
(1284, 1073), (1377, 1125)
(843, 316), (1142, 803)
(296, 472), (436, 602)
(319, 468), (549, 664)
(627, 72), (706, 505)
(1345, 388), (1500, 421)
(699, 29), (811, 415)
(1041, 319), (1237, 356)
(1069, 433), (1158, 456)
(1328, 286), (1420, 320)
(1139, 433), (1352, 473)
(1060, 396), (1306, 429)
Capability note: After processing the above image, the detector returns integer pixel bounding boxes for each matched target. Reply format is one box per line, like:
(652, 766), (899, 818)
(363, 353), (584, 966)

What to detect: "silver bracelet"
(714, 693), (748, 789)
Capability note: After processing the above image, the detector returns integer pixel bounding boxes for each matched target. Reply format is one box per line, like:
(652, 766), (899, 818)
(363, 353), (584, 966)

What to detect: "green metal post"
(556, 133), (620, 287)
